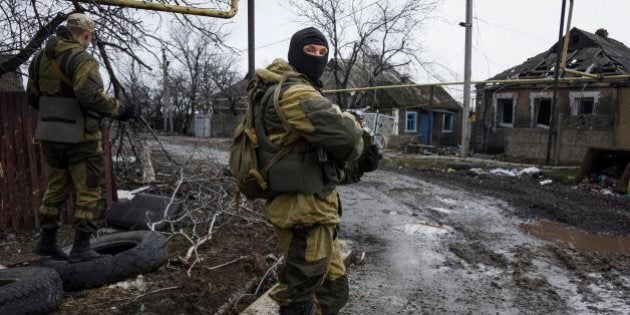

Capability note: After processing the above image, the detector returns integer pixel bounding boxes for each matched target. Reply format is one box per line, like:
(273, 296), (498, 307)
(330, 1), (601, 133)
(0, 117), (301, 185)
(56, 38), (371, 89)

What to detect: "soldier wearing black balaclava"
(238, 26), (379, 315)
(287, 27), (329, 87)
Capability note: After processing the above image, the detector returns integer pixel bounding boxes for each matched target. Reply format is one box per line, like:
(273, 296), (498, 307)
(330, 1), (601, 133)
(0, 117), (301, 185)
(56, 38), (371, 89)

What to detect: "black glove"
(118, 104), (139, 121)
(358, 144), (380, 173)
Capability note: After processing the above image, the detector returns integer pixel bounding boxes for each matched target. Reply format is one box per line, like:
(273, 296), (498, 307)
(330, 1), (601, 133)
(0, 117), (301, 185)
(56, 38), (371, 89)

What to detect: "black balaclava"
(288, 27), (329, 87)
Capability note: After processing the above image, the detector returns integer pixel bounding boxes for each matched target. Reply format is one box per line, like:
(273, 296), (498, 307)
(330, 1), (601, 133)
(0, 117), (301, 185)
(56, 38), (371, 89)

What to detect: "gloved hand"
(118, 103), (139, 121)
(358, 144), (380, 173)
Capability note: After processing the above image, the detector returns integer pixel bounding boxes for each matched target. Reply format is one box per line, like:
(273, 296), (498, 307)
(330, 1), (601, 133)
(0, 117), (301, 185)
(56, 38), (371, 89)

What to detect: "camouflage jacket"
(26, 26), (123, 142)
(250, 59), (364, 228)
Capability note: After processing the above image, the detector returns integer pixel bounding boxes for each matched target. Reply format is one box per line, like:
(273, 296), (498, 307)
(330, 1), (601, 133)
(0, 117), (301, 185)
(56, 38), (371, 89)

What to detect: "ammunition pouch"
(35, 96), (85, 143)
(262, 145), (327, 198)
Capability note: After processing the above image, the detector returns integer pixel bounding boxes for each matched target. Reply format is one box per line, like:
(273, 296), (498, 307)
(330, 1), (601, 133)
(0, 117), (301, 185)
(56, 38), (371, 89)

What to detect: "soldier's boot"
(68, 229), (104, 263)
(33, 227), (68, 260)
(279, 299), (316, 315)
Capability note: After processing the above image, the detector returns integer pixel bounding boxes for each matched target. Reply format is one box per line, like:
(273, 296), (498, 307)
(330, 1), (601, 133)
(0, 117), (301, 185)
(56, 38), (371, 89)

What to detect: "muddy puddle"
(521, 220), (630, 256)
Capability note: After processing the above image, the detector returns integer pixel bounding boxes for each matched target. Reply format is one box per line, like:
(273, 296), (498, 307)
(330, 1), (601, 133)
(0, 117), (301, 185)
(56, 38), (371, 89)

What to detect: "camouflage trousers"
(269, 224), (349, 315)
(39, 141), (105, 233)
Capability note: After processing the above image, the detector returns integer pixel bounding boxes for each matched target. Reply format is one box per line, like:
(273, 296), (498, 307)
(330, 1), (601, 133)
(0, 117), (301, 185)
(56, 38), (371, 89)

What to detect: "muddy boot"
(279, 300), (315, 315)
(68, 229), (104, 263)
(33, 227), (68, 260)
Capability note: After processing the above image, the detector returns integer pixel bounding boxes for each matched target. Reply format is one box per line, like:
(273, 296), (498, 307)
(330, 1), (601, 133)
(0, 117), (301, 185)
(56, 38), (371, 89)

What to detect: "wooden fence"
(0, 92), (114, 232)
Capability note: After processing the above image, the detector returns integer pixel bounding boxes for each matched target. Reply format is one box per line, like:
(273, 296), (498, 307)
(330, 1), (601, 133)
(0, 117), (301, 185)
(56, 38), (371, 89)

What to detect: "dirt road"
(339, 169), (630, 314)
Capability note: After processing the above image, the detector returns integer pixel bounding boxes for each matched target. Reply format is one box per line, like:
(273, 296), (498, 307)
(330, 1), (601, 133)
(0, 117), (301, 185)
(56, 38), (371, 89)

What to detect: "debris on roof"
(487, 27), (630, 82)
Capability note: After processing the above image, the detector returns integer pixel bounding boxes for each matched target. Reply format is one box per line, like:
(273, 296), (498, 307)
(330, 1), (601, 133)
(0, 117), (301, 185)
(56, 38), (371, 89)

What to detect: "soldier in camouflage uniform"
(249, 27), (379, 315)
(26, 13), (136, 262)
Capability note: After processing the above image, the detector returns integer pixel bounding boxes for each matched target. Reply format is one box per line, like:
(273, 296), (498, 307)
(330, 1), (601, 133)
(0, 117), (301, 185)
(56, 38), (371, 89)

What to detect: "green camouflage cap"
(66, 13), (95, 32)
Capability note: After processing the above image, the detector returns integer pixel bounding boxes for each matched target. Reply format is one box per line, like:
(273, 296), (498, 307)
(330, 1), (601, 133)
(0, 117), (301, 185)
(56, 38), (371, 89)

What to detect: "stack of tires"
(0, 231), (168, 314)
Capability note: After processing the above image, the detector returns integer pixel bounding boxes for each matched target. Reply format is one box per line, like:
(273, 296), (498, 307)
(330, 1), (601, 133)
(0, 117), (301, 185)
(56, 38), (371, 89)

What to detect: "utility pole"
(246, 0), (255, 79)
(546, 0), (568, 165)
(460, 0), (473, 158)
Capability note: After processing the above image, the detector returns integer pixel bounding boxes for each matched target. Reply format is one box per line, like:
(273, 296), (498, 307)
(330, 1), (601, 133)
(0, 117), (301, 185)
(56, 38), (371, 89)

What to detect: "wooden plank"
(3, 134), (19, 230)
(25, 114), (41, 228)
(0, 99), (8, 231)
(13, 98), (32, 229)
(103, 127), (115, 209)
(0, 136), (7, 231)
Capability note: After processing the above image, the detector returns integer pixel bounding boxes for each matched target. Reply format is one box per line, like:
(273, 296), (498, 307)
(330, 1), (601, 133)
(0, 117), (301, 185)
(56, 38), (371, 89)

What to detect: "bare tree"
(0, 0), (231, 95)
(285, 0), (440, 108)
(163, 24), (240, 134)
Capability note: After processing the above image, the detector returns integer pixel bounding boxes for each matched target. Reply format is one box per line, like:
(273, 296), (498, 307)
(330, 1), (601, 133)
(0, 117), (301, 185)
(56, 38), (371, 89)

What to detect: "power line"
(474, 17), (553, 44)
(238, 0), (382, 52)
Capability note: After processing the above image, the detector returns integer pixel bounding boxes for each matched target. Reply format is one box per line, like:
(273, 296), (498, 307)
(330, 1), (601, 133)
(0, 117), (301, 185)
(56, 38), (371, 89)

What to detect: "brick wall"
(473, 85), (618, 154)
(505, 128), (614, 164)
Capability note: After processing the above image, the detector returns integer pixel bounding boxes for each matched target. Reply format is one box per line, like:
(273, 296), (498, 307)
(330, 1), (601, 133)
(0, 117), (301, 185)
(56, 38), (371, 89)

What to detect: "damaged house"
(473, 28), (630, 164)
(321, 60), (462, 148)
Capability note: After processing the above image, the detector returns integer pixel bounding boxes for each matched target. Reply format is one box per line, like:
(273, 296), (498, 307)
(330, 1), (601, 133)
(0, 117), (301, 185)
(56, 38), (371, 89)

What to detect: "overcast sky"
(217, 0), (630, 101)
(24, 0), (626, 102)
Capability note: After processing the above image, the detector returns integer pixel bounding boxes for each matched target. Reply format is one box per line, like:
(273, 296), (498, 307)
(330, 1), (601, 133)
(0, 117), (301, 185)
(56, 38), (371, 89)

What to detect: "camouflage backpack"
(228, 77), (291, 200)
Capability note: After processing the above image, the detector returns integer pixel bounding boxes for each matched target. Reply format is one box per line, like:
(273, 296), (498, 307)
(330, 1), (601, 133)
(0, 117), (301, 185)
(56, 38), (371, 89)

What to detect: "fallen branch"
(254, 255), (283, 295)
(205, 255), (249, 272)
(111, 286), (181, 303)
(132, 286), (181, 302)
(183, 211), (221, 276)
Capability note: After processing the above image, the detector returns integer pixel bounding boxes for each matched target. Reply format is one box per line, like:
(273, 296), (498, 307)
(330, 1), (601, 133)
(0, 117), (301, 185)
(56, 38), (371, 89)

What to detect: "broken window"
(443, 113), (453, 132)
(496, 98), (514, 126)
(576, 97), (596, 115)
(534, 98), (552, 127)
(405, 111), (417, 132)
(570, 92), (600, 115)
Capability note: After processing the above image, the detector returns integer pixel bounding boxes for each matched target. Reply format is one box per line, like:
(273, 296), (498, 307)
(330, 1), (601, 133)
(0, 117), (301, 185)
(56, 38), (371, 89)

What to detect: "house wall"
(617, 87), (630, 149)
(505, 128), (615, 165)
(392, 108), (461, 148)
(431, 111), (461, 146)
(473, 85), (618, 154)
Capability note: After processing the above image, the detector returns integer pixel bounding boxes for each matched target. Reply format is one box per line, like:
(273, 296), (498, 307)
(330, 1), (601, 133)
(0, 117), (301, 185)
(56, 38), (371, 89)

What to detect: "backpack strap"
(31, 52), (45, 94)
(272, 73), (300, 134)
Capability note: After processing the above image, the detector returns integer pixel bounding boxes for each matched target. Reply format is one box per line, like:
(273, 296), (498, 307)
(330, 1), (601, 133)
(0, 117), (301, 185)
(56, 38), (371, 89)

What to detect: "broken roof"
(488, 27), (630, 81)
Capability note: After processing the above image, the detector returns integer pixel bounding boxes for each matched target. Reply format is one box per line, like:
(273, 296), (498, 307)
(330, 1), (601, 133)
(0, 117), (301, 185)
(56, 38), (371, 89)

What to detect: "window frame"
(529, 92), (553, 129)
(569, 91), (600, 116)
(442, 113), (454, 133)
(493, 92), (516, 128)
(405, 111), (418, 133)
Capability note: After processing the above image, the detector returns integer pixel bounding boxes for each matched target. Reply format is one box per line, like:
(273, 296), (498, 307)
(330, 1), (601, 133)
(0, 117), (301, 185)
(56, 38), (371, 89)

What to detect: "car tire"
(36, 231), (168, 291)
(0, 267), (63, 314)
